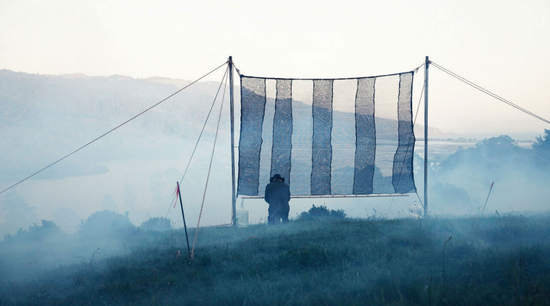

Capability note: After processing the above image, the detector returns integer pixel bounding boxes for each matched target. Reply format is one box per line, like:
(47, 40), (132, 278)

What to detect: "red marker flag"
(173, 185), (179, 208)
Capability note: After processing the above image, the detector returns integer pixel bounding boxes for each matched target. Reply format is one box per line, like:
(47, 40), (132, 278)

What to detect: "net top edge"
(240, 70), (414, 81)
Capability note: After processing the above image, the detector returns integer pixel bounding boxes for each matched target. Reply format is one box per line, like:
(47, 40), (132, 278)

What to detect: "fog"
(2, 70), (549, 237)
(0, 71), (236, 236)
(0, 1), (549, 303)
(2, 70), (550, 294)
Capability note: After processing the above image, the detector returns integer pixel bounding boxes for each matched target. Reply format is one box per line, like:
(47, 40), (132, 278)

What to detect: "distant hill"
(0, 69), (223, 135)
(0, 70), (231, 180)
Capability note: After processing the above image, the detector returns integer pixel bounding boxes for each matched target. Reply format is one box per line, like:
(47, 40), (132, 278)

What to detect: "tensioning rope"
(165, 66), (230, 218)
(430, 61), (550, 125)
(190, 68), (229, 258)
(412, 81), (426, 209)
(0, 61), (228, 195)
(403, 60), (550, 211)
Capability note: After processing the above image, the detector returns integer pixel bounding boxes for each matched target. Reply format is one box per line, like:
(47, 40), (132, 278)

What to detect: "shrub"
(78, 210), (136, 241)
(3, 220), (65, 244)
(297, 205), (346, 221)
(140, 217), (171, 232)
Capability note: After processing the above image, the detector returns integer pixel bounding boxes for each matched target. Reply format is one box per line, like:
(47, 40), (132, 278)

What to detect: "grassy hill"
(2, 213), (550, 305)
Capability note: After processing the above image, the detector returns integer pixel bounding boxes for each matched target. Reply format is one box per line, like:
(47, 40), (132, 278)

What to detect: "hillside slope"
(2, 215), (549, 305)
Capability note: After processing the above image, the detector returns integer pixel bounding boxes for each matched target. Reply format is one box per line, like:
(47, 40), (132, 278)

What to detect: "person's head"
(270, 174), (285, 183)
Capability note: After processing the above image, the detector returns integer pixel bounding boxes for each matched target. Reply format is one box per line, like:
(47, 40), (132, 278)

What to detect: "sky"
(1, 0), (549, 137)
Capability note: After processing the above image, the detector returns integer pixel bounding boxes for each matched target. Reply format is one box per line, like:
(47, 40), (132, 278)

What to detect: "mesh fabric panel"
(238, 72), (416, 196)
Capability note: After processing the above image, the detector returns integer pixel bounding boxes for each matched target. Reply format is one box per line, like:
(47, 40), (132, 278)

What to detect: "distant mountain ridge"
(1, 69), (446, 135)
(0, 69), (227, 134)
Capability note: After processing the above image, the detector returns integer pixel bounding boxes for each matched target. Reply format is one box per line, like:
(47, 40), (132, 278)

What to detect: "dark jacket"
(264, 181), (290, 210)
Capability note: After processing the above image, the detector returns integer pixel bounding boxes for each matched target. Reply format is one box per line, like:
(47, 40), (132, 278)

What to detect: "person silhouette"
(264, 174), (291, 225)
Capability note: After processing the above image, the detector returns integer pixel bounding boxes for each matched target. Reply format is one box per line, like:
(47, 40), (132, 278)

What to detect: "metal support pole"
(229, 56), (237, 226)
(424, 56), (430, 217)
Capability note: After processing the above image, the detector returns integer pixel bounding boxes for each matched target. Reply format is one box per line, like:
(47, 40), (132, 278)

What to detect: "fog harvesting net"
(238, 71), (416, 197)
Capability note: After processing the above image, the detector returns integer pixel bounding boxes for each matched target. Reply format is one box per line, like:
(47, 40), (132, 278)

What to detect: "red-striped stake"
(481, 182), (495, 214)
(177, 182), (191, 256)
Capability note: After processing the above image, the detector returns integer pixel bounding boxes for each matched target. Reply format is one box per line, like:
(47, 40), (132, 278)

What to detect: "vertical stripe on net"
(258, 80), (277, 195)
(392, 72), (416, 193)
(271, 79), (293, 185)
(237, 77), (266, 196)
(311, 79), (333, 195)
(353, 77), (376, 194)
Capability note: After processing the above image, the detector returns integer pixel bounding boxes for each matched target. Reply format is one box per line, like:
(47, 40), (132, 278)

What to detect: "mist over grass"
(2, 211), (550, 305)
(415, 132), (550, 216)
(0, 211), (163, 283)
